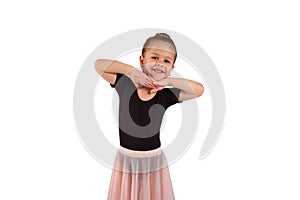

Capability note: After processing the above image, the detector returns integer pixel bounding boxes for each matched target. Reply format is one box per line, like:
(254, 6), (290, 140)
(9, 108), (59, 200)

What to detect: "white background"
(1, 0), (299, 199)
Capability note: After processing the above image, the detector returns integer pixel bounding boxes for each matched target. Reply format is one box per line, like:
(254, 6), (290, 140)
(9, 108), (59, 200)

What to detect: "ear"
(139, 55), (144, 66)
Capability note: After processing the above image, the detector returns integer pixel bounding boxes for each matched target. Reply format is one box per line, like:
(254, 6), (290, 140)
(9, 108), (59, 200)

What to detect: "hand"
(147, 76), (169, 93)
(128, 69), (156, 89)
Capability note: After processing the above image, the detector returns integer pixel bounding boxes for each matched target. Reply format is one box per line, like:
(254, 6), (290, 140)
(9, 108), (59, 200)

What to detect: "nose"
(155, 59), (164, 66)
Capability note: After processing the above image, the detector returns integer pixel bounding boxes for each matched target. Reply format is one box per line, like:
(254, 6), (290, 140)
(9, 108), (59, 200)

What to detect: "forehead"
(144, 42), (176, 59)
(145, 40), (176, 54)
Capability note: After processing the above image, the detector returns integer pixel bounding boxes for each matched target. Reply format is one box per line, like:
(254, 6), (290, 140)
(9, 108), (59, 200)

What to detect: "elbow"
(195, 84), (204, 97)
(94, 59), (99, 71)
(94, 59), (113, 74)
(94, 59), (105, 73)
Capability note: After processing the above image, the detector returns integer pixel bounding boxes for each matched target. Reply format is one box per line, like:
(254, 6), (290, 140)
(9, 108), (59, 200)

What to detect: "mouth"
(152, 66), (165, 74)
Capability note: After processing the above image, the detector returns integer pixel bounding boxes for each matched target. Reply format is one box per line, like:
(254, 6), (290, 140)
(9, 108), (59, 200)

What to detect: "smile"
(152, 66), (165, 73)
(153, 69), (164, 73)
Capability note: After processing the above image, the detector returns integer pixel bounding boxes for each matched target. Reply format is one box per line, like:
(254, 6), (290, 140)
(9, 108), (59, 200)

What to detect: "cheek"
(143, 63), (155, 70)
(165, 68), (172, 75)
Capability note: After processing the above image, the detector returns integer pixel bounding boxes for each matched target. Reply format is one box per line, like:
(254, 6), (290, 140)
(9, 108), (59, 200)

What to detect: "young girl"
(95, 33), (204, 200)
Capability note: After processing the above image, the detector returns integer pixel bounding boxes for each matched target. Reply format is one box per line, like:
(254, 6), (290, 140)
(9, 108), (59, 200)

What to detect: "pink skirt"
(107, 146), (175, 200)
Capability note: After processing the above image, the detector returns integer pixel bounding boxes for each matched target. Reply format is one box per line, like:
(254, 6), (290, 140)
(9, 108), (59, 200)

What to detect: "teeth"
(152, 68), (164, 73)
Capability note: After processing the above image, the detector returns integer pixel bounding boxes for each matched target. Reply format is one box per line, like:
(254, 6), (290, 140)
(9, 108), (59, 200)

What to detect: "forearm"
(94, 59), (136, 76)
(167, 77), (204, 96)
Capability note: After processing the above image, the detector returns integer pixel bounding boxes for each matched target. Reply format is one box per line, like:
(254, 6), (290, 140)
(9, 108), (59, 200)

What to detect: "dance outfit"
(107, 73), (182, 200)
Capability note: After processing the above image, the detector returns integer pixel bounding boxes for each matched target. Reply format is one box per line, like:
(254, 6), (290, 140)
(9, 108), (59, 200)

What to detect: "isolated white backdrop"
(1, 0), (300, 199)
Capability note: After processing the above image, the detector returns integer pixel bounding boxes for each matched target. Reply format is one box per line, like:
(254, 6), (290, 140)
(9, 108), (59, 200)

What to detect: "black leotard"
(110, 73), (182, 151)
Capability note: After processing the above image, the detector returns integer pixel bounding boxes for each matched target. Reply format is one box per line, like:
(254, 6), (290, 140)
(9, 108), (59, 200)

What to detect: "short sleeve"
(110, 73), (123, 88)
(163, 87), (182, 108)
(109, 73), (134, 96)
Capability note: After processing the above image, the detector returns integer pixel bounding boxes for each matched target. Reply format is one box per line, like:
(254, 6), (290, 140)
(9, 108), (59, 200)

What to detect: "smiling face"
(140, 41), (176, 81)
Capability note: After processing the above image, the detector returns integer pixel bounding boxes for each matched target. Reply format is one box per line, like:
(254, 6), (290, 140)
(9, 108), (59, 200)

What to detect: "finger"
(145, 81), (156, 88)
(149, 83), (157, 88)
(145, 79), (152, 85)
(147, 76), (156, 83)
(147, 77), (159, 86)
(144, 81), (150, 86)
(146, 84), (156, 89)
(150, 89), (157, 93)
(150, 86), (164, 93)
(155, 82), (164, 87)
(145, 78), (154, 86)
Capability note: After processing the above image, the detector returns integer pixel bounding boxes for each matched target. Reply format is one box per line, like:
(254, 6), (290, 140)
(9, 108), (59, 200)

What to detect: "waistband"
(118, 146), (163, 158)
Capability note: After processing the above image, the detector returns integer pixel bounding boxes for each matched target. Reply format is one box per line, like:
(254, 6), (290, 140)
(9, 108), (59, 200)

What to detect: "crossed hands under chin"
(129, 69), (169, 93)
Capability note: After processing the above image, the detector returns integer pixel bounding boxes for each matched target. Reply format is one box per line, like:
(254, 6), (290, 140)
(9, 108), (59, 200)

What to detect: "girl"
(95, 33), (204, 200)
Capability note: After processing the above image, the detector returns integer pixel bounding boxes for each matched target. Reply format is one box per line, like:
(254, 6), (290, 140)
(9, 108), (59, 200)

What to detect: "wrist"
(126, 68), (138, 76)
(166, 77), (175, 86)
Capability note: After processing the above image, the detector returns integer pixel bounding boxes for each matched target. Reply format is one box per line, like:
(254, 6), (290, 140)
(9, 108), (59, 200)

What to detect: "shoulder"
(110, 73), (132, 88)
(159, 87), (182, 107)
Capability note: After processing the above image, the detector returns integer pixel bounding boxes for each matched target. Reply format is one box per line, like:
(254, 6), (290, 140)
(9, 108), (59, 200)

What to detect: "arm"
(168, 78), (204, 101)
(94, 59), (136, 85)
(150, 77), (204, 101)
(94, 59), (156, 88)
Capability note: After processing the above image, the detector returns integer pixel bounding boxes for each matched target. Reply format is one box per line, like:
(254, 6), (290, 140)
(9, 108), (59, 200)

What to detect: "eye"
(151, 56), (158, 60)
(164, 59), (171, 63)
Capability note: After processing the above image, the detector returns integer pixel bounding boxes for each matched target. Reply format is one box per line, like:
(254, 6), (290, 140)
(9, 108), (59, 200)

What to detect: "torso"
(111, 73), (180, 151)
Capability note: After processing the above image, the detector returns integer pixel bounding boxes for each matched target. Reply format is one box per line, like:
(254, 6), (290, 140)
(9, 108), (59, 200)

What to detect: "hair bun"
(155, 33), (171, 39)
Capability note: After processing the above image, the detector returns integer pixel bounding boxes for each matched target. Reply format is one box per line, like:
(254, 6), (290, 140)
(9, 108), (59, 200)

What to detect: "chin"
(151, 71), (169, 81)
(151, 75), (166, 81)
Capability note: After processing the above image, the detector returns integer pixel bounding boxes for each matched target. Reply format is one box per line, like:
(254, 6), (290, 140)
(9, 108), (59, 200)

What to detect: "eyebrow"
(150, 53), (172, 60)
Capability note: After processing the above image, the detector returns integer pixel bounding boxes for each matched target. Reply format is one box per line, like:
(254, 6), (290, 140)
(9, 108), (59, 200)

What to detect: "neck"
(139, 86), (154, 94)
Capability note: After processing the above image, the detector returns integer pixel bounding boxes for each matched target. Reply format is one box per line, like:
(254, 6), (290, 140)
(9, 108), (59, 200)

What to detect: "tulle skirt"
(107, 146), (175, 200)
